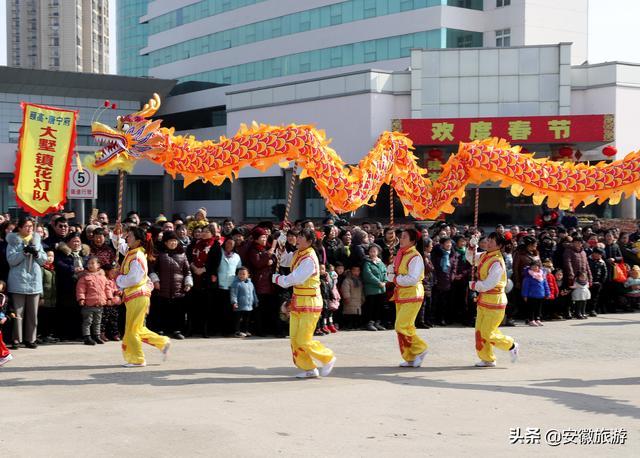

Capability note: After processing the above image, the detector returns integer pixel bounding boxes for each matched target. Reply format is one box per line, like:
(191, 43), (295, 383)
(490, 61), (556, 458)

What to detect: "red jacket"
(546, 272), (559, 299)
(76, 271), (113, 306)
(246, 242), (276, 295)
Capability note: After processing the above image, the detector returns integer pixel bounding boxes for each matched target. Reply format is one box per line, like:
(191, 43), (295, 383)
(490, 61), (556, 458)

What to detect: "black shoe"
(172, 332), (185, 340)
(25, 341), (38, 349)
(92, 335), (105, 344)
(504, 319), (517, 327)
(84, 336), (96, 346)
(589, 311), (597, 317)
(10, 342), (19, 350)
(366, 321), (378, 331)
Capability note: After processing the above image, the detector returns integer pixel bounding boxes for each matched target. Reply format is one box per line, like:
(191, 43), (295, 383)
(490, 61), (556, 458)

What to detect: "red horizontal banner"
(398, 114), (614, 145)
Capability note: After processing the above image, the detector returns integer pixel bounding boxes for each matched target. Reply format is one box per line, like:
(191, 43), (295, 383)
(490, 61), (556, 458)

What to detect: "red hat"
(252, 227), (268, 238)
(504, 231), (513, 241)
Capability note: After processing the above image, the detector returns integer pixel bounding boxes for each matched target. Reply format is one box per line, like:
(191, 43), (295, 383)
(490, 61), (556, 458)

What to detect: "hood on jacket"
(56, 241), (91, 257)
(6, 232), (42, 246)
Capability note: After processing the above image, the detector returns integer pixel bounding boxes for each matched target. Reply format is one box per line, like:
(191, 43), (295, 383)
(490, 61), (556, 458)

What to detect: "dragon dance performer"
(273, 228), (336, 379)
(387, 229), (428, 368)
(467, 232), (520, 367)
(114, 226), (170, 367)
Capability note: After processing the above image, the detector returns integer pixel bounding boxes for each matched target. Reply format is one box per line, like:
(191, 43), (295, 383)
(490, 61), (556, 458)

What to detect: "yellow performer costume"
(276, 246), (335, 378)
(468, 248), (517, 366)
(117, 246), (169, 366)
(391, 245), (428, 367)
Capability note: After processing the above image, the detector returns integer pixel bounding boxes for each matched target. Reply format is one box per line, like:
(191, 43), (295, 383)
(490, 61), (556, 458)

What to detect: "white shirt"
(467, 250), (505, 293)
(395, 256), (425, 287)
(276, 250), (317, 289)
(110, 233), (128, 256)
(116, 259), (146, 289)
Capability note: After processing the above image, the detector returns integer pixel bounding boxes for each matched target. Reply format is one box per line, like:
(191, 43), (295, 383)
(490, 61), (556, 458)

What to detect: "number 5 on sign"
(67, 162), (98, 199)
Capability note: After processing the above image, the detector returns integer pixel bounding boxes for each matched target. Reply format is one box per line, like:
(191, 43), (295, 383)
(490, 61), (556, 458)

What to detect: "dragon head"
(86, 93), (165, 174)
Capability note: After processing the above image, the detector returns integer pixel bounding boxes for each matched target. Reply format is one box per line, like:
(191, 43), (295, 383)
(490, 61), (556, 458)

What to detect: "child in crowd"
(340, 265), (365, 329)
(316, 264), (338, 335)
(570, 271), (591, 319)
(39, 250), (58, 343)
(362, 244), (387, 332)
(542, 260), (560, 320)
(101, 263), (122, 341)
(552, 269), (572, 319)
(624, 265), (640, 309)
(76, 257), (113, 345)
(0, 281), (13, 366)
(521, 260), (550, 326)
(230, 267), (258, 338)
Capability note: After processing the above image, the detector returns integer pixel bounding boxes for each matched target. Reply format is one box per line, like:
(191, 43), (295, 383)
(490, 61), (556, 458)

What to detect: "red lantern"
(111, 103), (117, 109)
(103, 100), (110, 107)
(558, 146), (573, 158)
(602, 145), (617, 157)
(428, 148), (444, 159)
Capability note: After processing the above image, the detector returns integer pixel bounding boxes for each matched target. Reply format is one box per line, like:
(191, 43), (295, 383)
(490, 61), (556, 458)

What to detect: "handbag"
(613, 261), (629, 283)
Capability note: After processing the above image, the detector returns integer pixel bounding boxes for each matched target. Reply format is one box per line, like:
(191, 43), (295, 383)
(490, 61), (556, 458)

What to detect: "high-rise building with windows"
(117, 0), (150, 76)
(137, 0), (587, 85)
(6, 0), (110, 73)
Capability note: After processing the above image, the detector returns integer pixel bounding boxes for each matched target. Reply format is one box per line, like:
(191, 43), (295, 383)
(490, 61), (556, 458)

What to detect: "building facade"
(117, 0), (151, 77)
(6, 0), (110, 73)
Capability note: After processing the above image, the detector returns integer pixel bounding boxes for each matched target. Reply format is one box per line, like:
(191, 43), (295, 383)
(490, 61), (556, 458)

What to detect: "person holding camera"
(6, 217), (47, 349)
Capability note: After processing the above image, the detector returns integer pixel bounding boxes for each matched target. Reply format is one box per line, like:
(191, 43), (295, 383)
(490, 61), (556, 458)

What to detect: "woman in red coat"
(246, 227), (278, 336)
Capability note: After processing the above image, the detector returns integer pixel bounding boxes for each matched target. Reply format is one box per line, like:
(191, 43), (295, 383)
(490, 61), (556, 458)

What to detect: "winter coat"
(0, 239), (9, 283)
(362, 258), (387, 296)
(149, 248), (193, 299)
(521, 269), (551, 299)
(319, 275), (333, 311)
(90, 242), (116, 268)
(563, 246), (592, 284)
(55, 242), (91, 306)
(340, 272), (365, 315)
(604, 242), (623, 281)
(512, 247), (540, 289)
(229, 278), (258, 312)
(431, 245), (459, 292)
(423, 254), (435, 298)
(348, 230), (368, 269)
(246, 242), (275, 295)
(624, 277), (640, 297)
(190, 237), (220, 289)
(215, 251), (243, 290)
(588, 258), (608, 285)
(571, 282), (591, 301)
(6, 232), (47, 295)
(323, 237), (346, 267)
(76, 270), (113, 306)
(546, 271), (559, 300)
(41, 265), (57, 307)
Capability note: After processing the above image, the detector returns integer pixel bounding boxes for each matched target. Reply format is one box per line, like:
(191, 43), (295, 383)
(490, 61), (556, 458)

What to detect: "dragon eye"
(122, 123), (130, 131)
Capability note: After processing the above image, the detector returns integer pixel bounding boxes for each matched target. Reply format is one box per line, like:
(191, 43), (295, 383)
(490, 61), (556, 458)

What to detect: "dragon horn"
(130, 93), (161, 119)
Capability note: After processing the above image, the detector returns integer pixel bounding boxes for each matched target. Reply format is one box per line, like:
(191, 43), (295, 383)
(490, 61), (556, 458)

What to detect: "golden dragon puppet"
(87, 94), (640, 219)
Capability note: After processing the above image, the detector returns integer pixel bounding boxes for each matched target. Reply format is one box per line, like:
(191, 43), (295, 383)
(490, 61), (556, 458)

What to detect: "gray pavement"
(1, 313), (639, 457)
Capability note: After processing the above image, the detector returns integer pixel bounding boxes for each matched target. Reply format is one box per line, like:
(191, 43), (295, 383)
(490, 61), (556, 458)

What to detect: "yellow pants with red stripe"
(122, 295), (169, 365)
(475, 305), (514, 363)
(289, 302), (334, 371)
(395, 299), (428, 362)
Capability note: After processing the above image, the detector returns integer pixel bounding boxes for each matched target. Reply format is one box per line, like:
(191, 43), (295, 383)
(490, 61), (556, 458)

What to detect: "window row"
(149, 0), (267, 35)
(149, 0), (451, 68)
(178, 29), (482, 85)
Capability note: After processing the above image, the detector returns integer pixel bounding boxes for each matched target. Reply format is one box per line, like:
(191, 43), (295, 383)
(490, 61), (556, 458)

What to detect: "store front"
(394, 114), (616, 225)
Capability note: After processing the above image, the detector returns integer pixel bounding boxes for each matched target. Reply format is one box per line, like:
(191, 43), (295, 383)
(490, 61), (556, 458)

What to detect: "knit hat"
(542, 259), (553, 268)
(592, 247), (605, 255)
(195, 207), (207, 218)
(162, 230), (178, 242)
(252, 227), (268, 238)
(504, 231), (513, 241)
(156, 214), (167, 223)
(632, 265), (640, 272)
(64, 232), (81, 243)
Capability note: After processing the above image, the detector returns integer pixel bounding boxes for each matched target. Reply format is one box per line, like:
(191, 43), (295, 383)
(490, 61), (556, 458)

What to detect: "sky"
(0, 0), (638, 72)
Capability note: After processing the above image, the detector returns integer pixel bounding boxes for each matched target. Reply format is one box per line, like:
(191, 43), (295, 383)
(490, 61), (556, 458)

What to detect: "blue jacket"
(230, 278), (258, 312)
(521, 269), (551, 299)
(6, 232), (47, 295)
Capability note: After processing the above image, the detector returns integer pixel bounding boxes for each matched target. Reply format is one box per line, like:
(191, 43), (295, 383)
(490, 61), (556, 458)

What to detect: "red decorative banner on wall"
(395, 114), (614, 145)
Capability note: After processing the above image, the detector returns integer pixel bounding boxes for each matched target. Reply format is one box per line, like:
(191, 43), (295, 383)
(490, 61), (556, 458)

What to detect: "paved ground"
(1, 313), (639, 457)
